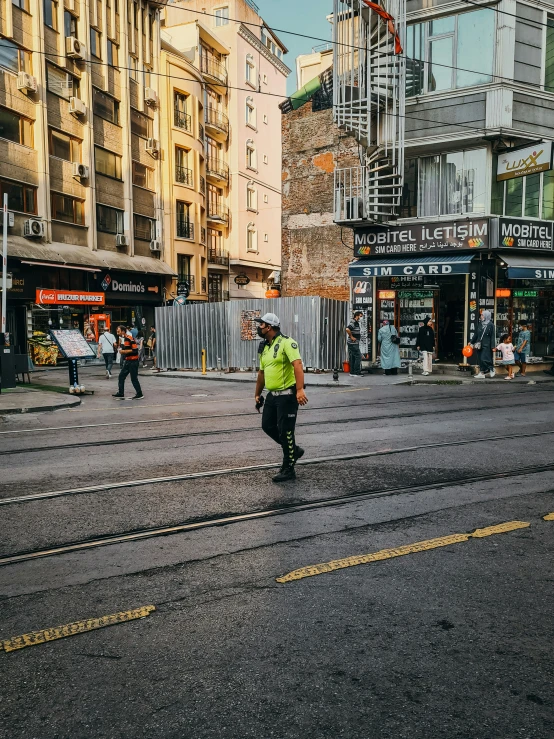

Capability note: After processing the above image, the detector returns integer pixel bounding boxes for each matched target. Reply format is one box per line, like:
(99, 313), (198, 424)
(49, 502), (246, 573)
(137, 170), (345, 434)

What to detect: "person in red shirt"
(112, 325), (143, 400)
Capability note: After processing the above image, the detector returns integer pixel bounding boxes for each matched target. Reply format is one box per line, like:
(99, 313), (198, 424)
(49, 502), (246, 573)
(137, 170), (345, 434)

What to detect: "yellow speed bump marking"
(543, 513), (554, 520)
(0, 605), (155, 653)
(276, 521), (530, 584)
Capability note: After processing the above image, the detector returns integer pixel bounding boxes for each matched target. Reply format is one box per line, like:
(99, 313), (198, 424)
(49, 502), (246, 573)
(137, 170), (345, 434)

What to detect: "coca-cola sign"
(36, 289), (105, 305)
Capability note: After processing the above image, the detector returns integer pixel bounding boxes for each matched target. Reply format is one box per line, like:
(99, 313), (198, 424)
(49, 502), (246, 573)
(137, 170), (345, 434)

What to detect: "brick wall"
(281, 102), (358, 301)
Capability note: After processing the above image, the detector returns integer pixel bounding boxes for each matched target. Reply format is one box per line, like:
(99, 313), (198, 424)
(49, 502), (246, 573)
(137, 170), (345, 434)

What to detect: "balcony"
(201, 55), (228, 87)
(174, 109), (192, 132)
(176, 166), (193, 186)
(206, 157), (229, 184)
(178, 274), (195, 293)
(176, 219), (194, 240)
(201, 276), (207, 293)
(207, 202), (229, 224)
(208, 248), (230, 267)
(205, 106), (229, 139)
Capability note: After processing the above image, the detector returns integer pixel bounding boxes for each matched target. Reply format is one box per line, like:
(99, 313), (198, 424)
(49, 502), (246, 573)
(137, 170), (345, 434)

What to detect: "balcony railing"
(201, 226), (206, 244)
(206, 157), (229, 184)
(178, 274), (195, 293)
(174, 109), (192, 131)
(176, 219), (194, 239)
(201, 276), (207, 293)
(200, 55), (228, 86)
(205, 106), (229, 137)
(207, 202), (229, 224)
(208, 249), (229, 267)
(199, 175), (206, 195)
(199, 123), (204, 142)
(175, 166), (193, 186)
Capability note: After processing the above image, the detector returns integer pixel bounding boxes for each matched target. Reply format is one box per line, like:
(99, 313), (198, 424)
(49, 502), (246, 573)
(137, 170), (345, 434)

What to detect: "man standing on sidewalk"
(254, 313), (308, 483)
(98, 327), (117, 379)
(346, 310), (363, 376)
(112, 325), (143, 400)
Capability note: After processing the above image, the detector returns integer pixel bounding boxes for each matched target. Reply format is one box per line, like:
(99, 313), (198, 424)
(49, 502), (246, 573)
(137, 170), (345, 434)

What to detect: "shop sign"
(36, 289), (105, 305)
(508, 267), (554, 280)
(351, 277), (372, 310)
(177, 280), (190, 298)
(497, 142), (552, 181)
(513, 289), (538, 297)
(101, 273), (148, 294)
(350, 261), (472, 277)
(353, 219), (488, 257)
(234, 273), (250, 286)
(497, 218), (554, 251)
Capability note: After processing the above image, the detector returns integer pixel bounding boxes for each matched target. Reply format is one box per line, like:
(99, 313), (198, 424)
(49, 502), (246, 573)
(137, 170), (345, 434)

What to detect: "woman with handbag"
(378, 319), (401, 376)
(470, 310), (496, 379)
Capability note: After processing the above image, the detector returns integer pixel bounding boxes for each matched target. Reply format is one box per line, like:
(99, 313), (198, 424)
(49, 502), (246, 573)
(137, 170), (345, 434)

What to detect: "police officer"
(254, 313), (308, 482)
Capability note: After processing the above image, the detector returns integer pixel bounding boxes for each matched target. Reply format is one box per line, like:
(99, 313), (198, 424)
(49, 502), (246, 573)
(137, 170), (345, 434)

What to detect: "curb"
(157, 373), (356, 388)
(0, 397), (81, 415)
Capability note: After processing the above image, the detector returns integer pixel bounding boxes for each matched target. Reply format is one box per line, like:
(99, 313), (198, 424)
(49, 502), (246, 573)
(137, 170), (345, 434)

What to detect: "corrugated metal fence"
(156, 297), (348, 370)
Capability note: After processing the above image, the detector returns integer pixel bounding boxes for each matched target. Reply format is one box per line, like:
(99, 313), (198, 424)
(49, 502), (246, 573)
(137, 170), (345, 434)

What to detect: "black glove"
(255, 395), (265, 413)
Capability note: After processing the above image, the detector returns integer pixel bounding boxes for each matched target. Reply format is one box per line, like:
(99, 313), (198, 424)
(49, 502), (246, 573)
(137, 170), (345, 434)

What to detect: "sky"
(256, 0), (334, 94)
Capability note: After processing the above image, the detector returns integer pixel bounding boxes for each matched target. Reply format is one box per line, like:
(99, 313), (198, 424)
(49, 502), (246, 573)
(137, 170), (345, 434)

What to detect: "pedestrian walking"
(377, 319), (401, 375)
(515, 322), (531, 377)
(254, 313), (308, 483)
(470, 310), (496, 378)
(416, 317), (435, 376)
(98, 327), (117, 378)
(148, 325), (159, 371)
(137, 330), (146, 367)
(112, 325), (143, 400)
(496, 333), (517, 380)
(346, 310), (363, 377)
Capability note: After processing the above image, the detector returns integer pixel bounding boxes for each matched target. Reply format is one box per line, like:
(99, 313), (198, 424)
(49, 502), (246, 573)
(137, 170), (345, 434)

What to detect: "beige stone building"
(1, 0), (174, 356)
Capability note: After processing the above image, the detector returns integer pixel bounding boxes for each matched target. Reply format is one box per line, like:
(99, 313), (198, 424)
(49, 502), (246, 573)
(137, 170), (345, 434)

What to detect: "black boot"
(272, 466), (296, 483)
(295, 446), (305, 462)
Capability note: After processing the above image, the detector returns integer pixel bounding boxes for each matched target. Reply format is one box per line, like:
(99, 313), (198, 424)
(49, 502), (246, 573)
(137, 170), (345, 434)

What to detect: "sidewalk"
(0, 387), (81, 415)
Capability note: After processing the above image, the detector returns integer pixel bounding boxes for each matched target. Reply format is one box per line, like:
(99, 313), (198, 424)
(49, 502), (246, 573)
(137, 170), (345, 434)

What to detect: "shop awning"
(349, 254), (476, 277)
(7, 236), (176, 276)
(499, 253), (554, 280)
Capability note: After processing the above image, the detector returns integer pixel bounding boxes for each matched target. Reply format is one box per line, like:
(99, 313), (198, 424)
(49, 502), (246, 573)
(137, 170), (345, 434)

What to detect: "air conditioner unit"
(116, 234), (128, 247)
(345, 197), (366, 221)
(66, 37), (85, 60)
(17, 72), (37, 93)
(24, 219), (44, 238)
(69, 97), (86, 116)
(145, 138), (160, 156)
(144, 87), (158, 106)
(72, 162), (89, 180)
(149, 240), (161, 253)
(0, 211), (15, 228)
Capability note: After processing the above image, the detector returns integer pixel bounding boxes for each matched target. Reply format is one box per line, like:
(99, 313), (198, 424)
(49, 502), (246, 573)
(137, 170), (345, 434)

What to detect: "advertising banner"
(353, 219), (489, 258)
(36, 289), (105, 305)
(49, 329), (96, 359)
(496, 217), (554, 251)
(497, 142), (552, 181)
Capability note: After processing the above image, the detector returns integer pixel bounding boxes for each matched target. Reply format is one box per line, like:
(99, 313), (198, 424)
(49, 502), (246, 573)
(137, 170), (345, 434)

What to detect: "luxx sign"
(497, 142), (552, 181)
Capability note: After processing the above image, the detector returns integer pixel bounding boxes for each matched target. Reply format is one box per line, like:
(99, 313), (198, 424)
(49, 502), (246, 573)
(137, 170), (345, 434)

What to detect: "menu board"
(50, 330), (96, 359)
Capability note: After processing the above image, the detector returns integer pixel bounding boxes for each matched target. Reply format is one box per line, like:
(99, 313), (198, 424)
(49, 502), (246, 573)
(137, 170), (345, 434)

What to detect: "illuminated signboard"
(378, 290), (395, 299)
(513, 290), (539, 297)
(495, 289), (511, 298)
(397, 291), (435, 299)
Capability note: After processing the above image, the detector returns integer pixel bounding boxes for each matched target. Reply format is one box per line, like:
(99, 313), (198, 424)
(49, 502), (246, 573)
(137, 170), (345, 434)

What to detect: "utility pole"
(1, 193), (7, 336)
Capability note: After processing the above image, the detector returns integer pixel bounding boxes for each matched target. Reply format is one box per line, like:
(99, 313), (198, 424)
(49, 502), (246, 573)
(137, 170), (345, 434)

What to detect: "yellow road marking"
(543, 513), (554, 520)
(276, 521), (530, 584)
(0, 605), (155, 653)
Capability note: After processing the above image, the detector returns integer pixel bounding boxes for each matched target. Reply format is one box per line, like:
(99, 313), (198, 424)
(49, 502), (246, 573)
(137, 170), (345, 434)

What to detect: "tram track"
(2, 427), (554, 508)
(0, 396), (551, 457)
(2, 462), (553, 567)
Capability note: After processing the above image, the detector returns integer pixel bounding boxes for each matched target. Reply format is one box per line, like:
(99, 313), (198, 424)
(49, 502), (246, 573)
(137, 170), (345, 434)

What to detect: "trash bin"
(0, 344), (16, 390)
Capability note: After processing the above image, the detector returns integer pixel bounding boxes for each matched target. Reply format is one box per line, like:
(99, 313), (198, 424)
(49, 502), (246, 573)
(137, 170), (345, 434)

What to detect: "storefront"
(349, 216), (554, 363)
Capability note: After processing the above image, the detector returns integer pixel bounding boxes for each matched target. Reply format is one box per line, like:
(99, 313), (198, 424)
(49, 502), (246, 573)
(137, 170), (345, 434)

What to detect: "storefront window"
(417, 148), (486, 217)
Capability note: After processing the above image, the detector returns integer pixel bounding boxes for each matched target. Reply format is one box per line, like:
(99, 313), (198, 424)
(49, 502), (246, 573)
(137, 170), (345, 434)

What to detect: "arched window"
(245, 54), (256, 86)
(245, 96), (256, 128)
(246, 139), (256, 170)
(247, 181), (257, 211)
(246, 221), (257, 252)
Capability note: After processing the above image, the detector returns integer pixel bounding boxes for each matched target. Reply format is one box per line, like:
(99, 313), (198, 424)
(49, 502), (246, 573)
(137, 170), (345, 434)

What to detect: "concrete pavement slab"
(0, 387), (80, 415)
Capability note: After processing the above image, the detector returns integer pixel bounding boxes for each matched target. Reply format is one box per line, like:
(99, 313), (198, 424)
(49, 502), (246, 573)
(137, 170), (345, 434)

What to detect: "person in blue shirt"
(515, 322), (531, 378)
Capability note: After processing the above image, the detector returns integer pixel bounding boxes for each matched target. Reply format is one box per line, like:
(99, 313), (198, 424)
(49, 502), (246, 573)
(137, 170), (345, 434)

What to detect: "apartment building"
(163, 0), (289, 300)
(0, 0), (176, 358)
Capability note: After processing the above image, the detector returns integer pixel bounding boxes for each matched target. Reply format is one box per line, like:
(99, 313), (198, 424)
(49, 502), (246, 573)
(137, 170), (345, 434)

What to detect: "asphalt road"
(1, 367), (553, 738)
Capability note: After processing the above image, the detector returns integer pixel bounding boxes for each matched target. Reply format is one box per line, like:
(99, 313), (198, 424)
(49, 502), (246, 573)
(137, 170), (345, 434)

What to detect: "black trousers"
(477, 346), (494, 374)
(348, 343), (362, 375)
(118, 360), (142, 395)
(262, 391), (299, 467)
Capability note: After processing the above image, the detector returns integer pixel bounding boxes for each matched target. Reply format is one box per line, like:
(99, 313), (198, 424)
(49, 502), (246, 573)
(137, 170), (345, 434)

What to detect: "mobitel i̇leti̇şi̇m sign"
(496, 141), (553, 181)
(354, 219), (488, 257)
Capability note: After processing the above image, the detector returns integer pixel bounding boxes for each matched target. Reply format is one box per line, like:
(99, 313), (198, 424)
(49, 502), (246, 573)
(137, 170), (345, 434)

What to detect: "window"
(246, 222), (257, 252)
(263, 193), (268, 204)
(264, 233), (268, 242)
(95, 147), (122, 179)
(107, 40), (119, 67)
(129, 56), (139, 82)
(44, 0), (58, 30)
(546, 18), (554, 92)
(492, 164), (554, 220)
(263, 74), (268, 85)
(174, 92), (191, 131)
(247, 182), (257, 211)
(130, 109), (152, 138)
(132, 161), (153, 189)
(133, 214), (154, 240)
(93, 88), (119, 124)
(246, 54), (255, 85)
(215, 6), (229, 26)
(406, 9), (495, 97)
(246, 140), (256, 170)
(178, 254), (192, 278)
(0, 107), (32, 146)
(90, 28), (101, 58)
(176, 202), (193, 239)
(175, 147), (192, 185)
(263, 114), (268, 124)
(245, 97), (256, 127)
(400, 159), (418, 218)
(0, 177), (36, 213)
(96, 204), (123, 234)
(413, 148), (487, 217)
(0, 39), (31, 74)
(46, 64), (79, 100)
(12, 0), (31, 12)
(263, 154), (268, 164)
(64, 11), (77, 37)
(52, 193), (84, 224)
(49, 128), (81, 162)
